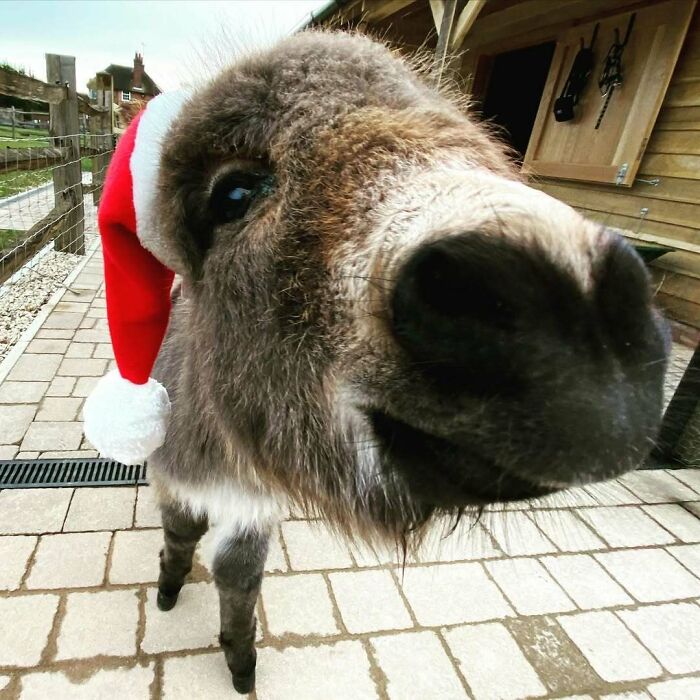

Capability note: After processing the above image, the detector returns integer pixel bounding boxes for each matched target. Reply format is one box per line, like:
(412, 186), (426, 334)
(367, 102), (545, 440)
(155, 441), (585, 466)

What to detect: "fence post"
(90, 71), (114, 206)
(46, 53), (84, 255)
(10, 105), (16, 140)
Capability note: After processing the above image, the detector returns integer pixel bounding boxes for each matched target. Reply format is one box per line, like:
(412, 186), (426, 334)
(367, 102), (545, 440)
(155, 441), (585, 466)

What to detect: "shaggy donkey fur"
(147, 31), (667, 693)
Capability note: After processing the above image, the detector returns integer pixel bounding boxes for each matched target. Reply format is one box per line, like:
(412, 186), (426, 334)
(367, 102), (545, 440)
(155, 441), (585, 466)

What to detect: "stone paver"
(161, 653), (234, 700)
(26, 339), (70, 354)
(265, 526), (288, 572)
(0, 489), (72, 534)
(0, 535), (37, 589)
(541, 554), (633, 609)
(56, 589), (140, 660)
(256, 640), (377, 700)
(0, 381), (48, 404)
(7, 354), (62, 382)
(444, 622), (547, 700)
(57, 357), (108, 376)
(482, 511), (557, 556)
(525, 510), (606, 552)
(618, 470), (699, 504)
(0, 405), (36, 444)
(485, 558), (576, 615)
(647, 677), (700, 699)
(20, 664), (154, 699)
(595, 549), (700, 602)
(414, 520), (502, 562)
(35, 397), (83, 422)
(20, 421), (84, 451)
(0, 259), (698, 700)
(617, 602), (700, 674)
(642, 503), (700, 542)
(262, 573), (339, 637)
(45, 376), (76, 397)
(400, 562), (513, 626)
(63, 486), (135, 531)
(666, 542), (700, 577)
(670, 469), (700, 493)
(109, 528), (163, 584)
(329, 569), (413, 633)
(134, 485), (162, 528)
(577, 507), (676, 548)
(141, 582), (219, 653)
(281, 520), (354, 570)
(371, 631), (466, 700)
(0, 594), (59, 666)
(27, 531), (111, 589)
(558, 611), (663, 682)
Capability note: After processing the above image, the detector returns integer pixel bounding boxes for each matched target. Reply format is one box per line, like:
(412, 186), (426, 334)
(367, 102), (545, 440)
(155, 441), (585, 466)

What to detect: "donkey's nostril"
(404, 237), (507, 322)
(390, 233), (531, 394)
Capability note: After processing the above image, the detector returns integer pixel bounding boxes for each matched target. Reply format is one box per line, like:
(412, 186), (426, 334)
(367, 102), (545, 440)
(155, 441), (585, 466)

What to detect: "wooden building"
(310, 0), (700, 331)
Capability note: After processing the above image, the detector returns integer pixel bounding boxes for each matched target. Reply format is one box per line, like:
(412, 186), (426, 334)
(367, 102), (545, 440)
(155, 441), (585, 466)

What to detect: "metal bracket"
(615, 163), (628, 185)
(635, 177), (660, 186)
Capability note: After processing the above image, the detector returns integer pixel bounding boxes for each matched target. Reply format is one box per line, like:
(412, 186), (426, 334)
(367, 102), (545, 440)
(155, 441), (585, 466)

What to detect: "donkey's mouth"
(369, 410), (555, 505)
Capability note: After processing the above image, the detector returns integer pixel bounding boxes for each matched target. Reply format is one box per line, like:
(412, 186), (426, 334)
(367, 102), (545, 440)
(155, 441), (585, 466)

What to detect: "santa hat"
(83, 90), (191, 466)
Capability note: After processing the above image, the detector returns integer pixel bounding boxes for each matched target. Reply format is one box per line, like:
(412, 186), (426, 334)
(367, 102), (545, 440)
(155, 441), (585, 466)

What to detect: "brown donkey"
(141, 31), (667, 693)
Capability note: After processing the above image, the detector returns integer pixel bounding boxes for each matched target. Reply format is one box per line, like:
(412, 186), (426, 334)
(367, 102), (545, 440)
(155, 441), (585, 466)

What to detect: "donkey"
(146, 31), (667, 693)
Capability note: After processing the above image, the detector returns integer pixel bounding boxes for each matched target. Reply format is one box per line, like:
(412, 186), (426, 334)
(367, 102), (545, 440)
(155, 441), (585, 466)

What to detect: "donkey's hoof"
(157, 589), (179, 611)
(232, 669), (256, 695)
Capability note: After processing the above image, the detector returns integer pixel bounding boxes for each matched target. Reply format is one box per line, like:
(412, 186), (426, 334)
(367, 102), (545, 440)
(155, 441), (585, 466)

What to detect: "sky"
(3, 0), (328, 93)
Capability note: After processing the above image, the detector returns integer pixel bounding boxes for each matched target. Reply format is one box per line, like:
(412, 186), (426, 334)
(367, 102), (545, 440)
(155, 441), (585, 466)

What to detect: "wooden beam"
(451, 0), (487, 49)
(362, 0), (416, 23)
(433, 0), (459, 85)
(430, 0), (445, 33)
(0, 206), (68, 285)
(0, 67), (67, 105)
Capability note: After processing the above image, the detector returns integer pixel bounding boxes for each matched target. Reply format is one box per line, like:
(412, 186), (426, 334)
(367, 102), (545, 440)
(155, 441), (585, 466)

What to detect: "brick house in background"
(95, 53), (161, 127)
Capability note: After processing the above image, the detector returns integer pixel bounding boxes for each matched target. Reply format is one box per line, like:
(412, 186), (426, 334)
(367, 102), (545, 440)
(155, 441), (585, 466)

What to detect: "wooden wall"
(527, 5), (700, 328)
(320, 0), (700, 327)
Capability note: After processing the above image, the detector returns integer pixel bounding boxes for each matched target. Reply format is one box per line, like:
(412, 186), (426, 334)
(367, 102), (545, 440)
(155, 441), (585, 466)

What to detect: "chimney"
(133, 52), (144, 89)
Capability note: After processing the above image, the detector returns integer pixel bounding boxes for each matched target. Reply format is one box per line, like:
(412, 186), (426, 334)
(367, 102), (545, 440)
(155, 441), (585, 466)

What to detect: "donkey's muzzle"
(386, 231), (668, 500)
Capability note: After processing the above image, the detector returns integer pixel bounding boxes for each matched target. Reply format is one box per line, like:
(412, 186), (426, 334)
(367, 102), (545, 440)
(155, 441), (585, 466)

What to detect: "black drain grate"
(0, 458), (148, 489)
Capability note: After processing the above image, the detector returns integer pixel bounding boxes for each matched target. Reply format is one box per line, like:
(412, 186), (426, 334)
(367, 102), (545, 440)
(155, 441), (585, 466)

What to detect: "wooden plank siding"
(534, 6), (700, 327)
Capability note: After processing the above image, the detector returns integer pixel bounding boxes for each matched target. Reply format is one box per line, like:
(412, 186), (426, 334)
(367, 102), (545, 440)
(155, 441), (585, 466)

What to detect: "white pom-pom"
(84, 370), (171, 466)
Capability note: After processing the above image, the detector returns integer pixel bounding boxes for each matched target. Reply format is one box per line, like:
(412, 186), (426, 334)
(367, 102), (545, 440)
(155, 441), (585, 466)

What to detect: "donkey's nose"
(389, 231), (589, 396)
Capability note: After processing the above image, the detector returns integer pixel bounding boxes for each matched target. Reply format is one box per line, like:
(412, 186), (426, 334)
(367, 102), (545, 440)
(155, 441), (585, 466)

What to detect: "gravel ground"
(0, 247), (84, 364)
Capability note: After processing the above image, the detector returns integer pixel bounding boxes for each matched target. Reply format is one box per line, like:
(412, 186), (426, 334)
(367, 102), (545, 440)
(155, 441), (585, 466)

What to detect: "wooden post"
(10, 105), (16, 140)
(90, 72), (114, 206)
(46, 53), (84, 255)
(433, 0), (459, 87)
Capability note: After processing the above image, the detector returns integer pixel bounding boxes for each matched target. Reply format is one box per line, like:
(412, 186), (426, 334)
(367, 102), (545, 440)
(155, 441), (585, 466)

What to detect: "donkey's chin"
(369, 410), (557, 506)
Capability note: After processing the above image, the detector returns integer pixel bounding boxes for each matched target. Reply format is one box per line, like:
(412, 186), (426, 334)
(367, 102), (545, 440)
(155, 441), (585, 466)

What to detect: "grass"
(0, 155), (93, 199)
(0, 167), (53, 199)
(0, 229), (22, 253)
(0, 124), (50, 149)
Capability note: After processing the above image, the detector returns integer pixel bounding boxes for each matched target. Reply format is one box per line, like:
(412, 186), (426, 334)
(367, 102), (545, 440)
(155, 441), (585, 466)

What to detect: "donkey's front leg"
(214, 528), (269, 695)
(157, 500), (208, 611)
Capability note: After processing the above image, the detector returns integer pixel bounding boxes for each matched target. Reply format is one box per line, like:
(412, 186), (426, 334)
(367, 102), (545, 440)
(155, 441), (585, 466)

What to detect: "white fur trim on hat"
(84, 370), (171, 466)
(131, 88), (192, 270)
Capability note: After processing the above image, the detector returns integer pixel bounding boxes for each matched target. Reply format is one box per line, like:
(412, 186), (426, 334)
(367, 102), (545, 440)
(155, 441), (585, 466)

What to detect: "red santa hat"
(83, 90), (190, 465)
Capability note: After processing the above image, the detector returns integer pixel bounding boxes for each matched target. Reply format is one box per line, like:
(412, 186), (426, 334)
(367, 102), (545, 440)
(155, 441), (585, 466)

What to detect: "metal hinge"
(615, 163), (628, 185)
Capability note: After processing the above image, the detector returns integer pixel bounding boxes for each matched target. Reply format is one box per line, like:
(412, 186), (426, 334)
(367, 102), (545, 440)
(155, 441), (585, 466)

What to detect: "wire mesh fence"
(0, 131), (114, 283)
(0, 56), (115, 364)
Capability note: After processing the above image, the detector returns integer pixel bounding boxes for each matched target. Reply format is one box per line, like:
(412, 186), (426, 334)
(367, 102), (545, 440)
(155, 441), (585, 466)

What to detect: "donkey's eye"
(209, 172), (273, 224)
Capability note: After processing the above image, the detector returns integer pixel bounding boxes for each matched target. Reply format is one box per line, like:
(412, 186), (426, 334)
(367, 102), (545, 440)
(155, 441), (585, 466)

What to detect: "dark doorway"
(478, 41), (556, 159)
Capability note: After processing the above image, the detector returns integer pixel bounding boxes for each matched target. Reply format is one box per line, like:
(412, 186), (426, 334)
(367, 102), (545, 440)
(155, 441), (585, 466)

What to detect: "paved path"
(0, 247), (699, 699)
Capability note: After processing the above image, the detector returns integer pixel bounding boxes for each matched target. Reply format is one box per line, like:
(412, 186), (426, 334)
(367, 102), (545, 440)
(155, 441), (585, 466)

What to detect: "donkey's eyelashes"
(209, 171), (276, 225)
